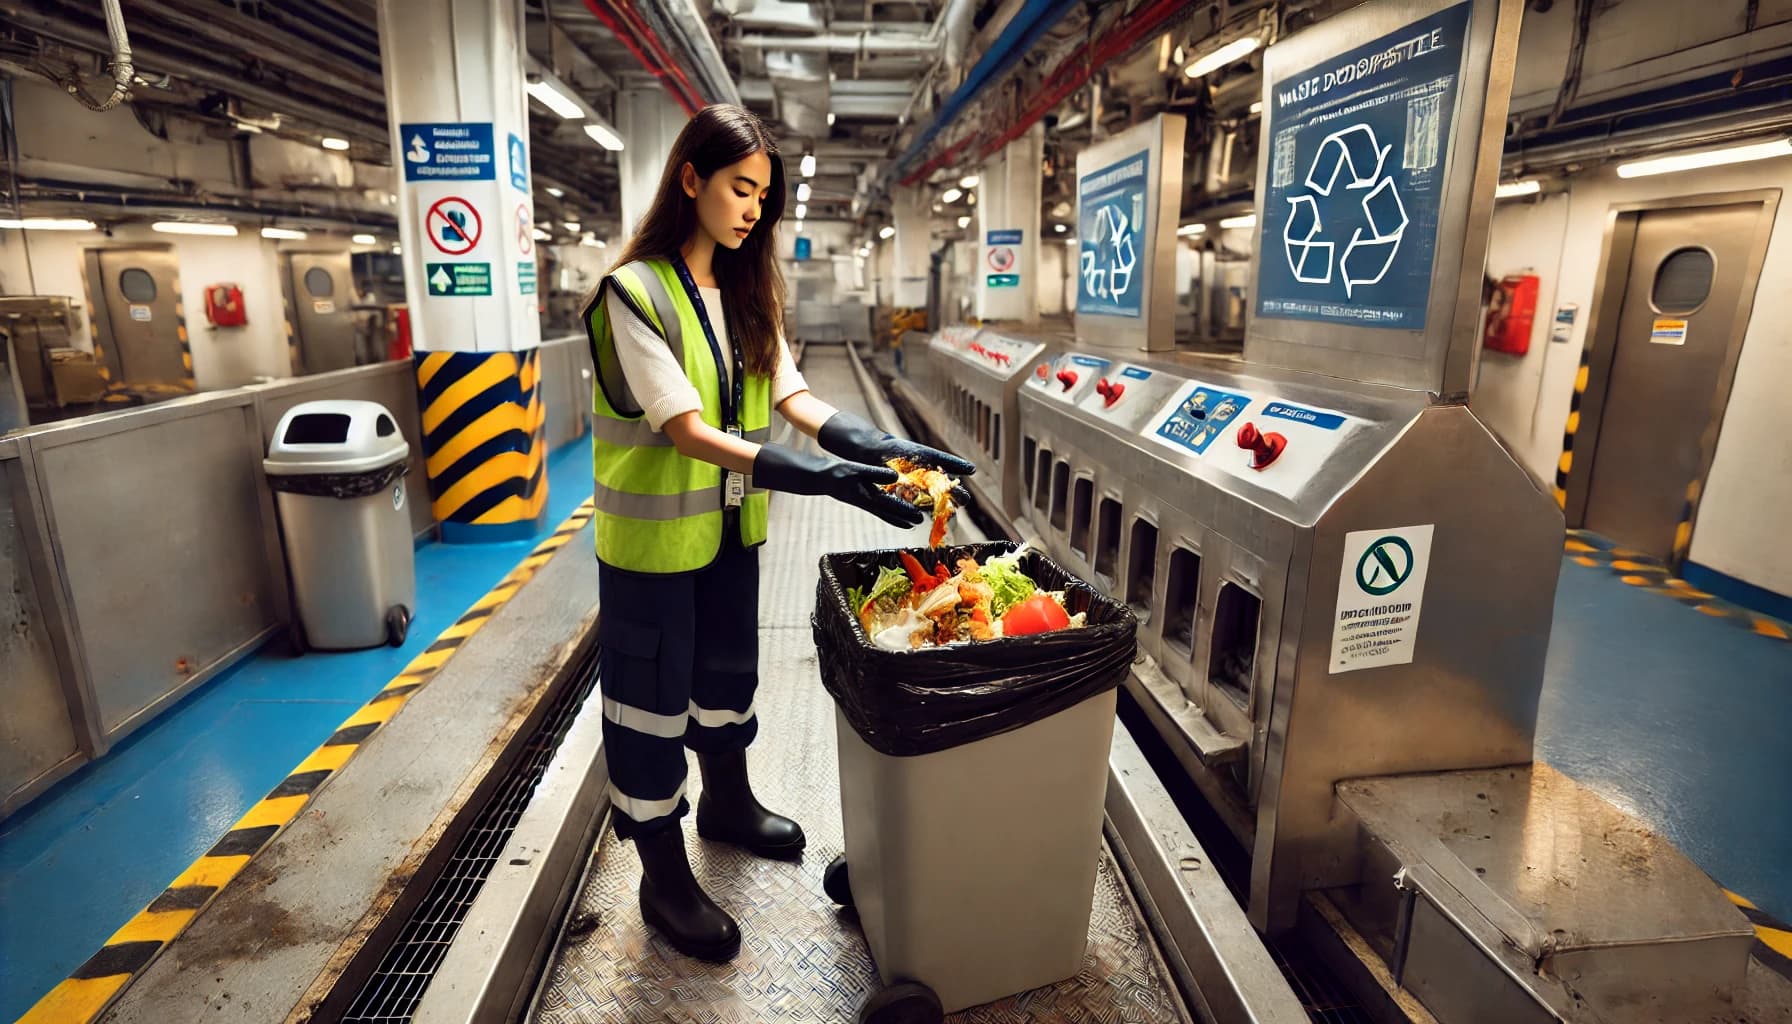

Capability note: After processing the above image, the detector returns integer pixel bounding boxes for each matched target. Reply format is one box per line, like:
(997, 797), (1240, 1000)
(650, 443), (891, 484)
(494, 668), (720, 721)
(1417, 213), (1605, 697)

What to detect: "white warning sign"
(1330, 524), (1434, 674)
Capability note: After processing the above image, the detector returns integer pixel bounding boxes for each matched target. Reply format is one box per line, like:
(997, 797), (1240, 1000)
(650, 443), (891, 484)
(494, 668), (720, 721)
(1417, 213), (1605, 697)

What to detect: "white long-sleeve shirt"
(605, 285), (807, 430)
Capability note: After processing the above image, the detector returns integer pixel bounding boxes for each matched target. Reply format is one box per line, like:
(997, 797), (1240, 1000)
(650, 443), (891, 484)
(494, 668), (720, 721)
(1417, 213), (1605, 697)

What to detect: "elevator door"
(286, 253), (357, 374)
(1582, 202), (1763, 561)
(96, 248), (190, 388)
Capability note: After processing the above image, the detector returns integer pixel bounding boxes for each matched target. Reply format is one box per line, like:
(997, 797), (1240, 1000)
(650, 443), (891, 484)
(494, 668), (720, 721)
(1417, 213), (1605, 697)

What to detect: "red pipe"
(978, 0), (1191, 161)
(611, 0), (708, 111)
(580, 0), (702, 116)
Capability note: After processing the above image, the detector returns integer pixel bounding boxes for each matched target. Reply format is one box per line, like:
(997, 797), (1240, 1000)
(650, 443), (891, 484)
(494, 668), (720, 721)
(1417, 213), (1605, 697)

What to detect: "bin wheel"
(858, 980), (942, 1024)
(385, 606), (411, 648)
(823, 855), (853, 908)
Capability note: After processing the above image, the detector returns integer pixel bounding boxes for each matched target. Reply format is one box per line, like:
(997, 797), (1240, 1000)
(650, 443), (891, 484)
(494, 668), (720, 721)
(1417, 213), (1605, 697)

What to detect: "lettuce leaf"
(982, 555), (1036, 618)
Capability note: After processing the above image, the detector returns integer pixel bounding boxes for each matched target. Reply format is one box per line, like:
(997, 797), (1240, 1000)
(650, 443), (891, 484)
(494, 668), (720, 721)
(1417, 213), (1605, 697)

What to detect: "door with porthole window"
(94, 247), (192, 389)
(284, 252), (357, 374)
(1575, 198), (1775, 562)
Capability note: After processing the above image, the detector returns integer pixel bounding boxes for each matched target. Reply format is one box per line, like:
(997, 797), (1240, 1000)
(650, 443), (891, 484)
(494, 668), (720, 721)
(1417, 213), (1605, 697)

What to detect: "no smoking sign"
(426, 196), (483, 255)
(516, 203), (533, 255)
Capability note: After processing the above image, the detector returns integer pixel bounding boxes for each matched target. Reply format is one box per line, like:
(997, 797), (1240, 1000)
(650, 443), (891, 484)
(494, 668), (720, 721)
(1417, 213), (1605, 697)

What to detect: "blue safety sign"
(986, 229), (1023, 245)
(1077, 152), (1149, 318)
(508, 133), (528, 192)
(1262, 401), (1345, 430)
(1121, 366), (1153, 381)
(1155, 386), (1252, 456)
(795, 236), (812, 261)
(1255, 2), (1471, 330)
(400, 122), (497, 181)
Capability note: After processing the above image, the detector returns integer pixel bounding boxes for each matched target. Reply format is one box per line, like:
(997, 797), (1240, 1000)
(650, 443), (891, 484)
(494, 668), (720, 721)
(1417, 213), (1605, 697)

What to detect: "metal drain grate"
(342, 655), (600, 1023)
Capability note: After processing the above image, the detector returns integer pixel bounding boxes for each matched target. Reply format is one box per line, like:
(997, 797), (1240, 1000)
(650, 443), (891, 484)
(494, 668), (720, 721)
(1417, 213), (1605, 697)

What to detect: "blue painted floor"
(1536, 556), (1792, 924)
(2, 460), (1787, 1017)
(0, 437), (592, 1021)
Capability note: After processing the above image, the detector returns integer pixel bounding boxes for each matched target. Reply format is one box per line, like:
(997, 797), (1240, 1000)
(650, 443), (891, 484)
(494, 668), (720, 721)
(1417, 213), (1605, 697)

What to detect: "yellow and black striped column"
(416, 349), (548, 543)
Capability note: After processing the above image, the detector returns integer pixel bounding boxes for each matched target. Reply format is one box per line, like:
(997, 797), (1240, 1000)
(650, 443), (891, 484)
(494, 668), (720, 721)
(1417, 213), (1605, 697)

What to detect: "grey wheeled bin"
(265, 400), (416, 650)
(815, 543), (1135, 1024)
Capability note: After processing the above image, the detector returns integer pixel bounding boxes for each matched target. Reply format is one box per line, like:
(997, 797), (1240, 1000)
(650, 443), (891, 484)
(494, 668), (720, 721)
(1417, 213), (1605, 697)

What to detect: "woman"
(583, 104), (973, 962)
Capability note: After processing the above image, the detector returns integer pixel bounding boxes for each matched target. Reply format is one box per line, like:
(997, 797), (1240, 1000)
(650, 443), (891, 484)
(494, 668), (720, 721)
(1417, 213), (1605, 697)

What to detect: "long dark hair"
(612, 104), (787, 377)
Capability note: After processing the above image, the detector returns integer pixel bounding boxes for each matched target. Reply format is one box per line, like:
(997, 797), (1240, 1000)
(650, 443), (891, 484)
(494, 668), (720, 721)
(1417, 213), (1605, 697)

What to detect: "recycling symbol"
(1080, 204), (1137, 301)
(1283, 124), (1409, 297)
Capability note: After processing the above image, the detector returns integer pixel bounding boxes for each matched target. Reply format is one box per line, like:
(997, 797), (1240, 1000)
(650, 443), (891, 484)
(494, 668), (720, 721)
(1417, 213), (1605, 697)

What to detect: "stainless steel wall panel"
(537, 335), (587, 451)
(0, 439), (88, 817)
(28, 396), (284, 742)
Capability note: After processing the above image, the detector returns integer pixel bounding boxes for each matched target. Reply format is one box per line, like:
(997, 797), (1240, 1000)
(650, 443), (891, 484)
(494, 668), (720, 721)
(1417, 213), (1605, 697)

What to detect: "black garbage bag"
(813, 541), (1136, 758)
(267, 460), (408, 499)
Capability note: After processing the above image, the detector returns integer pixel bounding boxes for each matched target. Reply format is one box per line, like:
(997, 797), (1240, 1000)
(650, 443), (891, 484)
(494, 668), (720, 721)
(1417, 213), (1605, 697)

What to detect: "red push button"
(1057, 369), (1078, 391)
(1236, 422), (1287, 470)
(1095, 378), (1125, 408)
(1036, 364), (1049, 379)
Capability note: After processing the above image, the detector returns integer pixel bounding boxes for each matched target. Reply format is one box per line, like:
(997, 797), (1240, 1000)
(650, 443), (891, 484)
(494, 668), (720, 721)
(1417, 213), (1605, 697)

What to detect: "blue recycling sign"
(400, 122), (497, 181)
(1077, 152), (1149, 318)
(1255, 2), (1471, 330)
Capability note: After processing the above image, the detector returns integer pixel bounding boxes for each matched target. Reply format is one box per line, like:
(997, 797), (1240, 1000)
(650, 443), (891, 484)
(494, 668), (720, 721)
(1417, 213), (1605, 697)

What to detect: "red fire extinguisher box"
(205, 284), (247, 327)
(1483, 273), (1539, 356)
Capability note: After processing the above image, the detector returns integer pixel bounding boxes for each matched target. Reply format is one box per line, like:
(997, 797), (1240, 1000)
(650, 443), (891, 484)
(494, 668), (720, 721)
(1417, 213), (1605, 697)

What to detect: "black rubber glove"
(752, 444), (925, 528)
(817, 411), (978, 478)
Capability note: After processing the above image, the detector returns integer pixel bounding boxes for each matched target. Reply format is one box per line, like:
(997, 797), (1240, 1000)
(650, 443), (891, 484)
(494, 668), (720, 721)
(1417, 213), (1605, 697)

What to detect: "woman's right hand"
(751, 444), (925, 528)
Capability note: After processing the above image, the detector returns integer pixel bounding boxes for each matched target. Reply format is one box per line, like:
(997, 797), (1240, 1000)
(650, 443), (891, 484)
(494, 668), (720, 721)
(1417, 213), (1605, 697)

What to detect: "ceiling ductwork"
(719, 0), (825, 32)
(764, 48), (830, 139)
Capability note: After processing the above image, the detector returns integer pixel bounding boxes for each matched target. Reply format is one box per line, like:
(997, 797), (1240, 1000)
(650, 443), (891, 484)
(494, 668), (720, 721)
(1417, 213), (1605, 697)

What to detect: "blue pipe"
(886, 0), (1083, 184)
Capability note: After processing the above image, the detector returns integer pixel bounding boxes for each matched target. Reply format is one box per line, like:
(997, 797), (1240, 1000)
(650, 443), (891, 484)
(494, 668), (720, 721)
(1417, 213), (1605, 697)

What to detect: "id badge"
(725, 424), (745, 507)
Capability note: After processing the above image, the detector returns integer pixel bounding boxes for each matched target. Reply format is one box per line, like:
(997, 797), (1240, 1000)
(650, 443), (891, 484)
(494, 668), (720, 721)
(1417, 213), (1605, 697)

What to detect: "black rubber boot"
(635, 822), (741, 962)
(695, 749), (807, 860)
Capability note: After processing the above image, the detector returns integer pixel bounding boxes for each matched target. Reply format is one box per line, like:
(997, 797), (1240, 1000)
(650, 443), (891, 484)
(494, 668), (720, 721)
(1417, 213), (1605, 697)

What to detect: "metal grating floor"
(341, 650), (602, 1023)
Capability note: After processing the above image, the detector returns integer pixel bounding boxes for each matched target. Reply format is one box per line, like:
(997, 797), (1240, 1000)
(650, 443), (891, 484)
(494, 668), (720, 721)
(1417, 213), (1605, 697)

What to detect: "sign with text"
(400, 122), (497, 182)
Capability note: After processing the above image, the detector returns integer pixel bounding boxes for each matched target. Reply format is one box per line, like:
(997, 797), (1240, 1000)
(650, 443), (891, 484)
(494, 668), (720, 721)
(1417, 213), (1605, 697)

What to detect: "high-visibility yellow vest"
(584, 259), (770, 573)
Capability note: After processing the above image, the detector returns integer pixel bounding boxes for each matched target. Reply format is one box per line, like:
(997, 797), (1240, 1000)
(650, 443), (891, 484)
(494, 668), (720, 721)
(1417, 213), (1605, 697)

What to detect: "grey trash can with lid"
(265, 399), (416, 650)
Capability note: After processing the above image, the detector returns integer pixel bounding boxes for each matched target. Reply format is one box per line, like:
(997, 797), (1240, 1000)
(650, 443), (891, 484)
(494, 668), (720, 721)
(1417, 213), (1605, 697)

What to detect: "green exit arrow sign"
(426, 262), (492, 296)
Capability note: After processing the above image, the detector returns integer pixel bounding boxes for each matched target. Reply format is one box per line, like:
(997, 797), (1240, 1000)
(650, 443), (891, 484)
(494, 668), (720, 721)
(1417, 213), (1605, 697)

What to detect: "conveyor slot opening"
(1070, 476), (1094, 560)
(1095, 497), (1121, 587)
(1034, 447), (1054, 513)
(1209, 582), (1259, 711)
(1126, 518), (1157, 624)
(1023, 435), (1038, 495)
(1164, 545), (1201, 658)
(993, 412), (1002, 462)
(1049, 459), (1070, 531)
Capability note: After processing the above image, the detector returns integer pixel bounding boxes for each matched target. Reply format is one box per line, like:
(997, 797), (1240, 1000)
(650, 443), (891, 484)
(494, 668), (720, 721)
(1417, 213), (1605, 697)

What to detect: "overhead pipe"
(608, 0), (708, 110)
(67, 0), (135, 111)
(580, 0), (704, 115)
(739, 34), (941, 54)
(642, 0), (742, 106)
(885, 0), (1084, 188)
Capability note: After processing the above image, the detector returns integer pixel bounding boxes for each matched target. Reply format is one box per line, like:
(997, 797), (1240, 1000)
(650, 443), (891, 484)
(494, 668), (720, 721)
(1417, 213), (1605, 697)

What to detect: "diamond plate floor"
(531, 349), (1187, 1022)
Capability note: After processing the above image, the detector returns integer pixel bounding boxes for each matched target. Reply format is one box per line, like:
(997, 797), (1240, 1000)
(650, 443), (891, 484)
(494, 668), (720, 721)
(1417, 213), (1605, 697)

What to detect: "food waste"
(882, 457), (958, 548)
(845, 545), (1086, 650)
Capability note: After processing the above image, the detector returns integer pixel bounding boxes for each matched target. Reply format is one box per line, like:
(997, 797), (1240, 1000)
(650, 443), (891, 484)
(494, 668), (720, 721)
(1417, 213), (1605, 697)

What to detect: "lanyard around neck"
(669, 254), (745, 429)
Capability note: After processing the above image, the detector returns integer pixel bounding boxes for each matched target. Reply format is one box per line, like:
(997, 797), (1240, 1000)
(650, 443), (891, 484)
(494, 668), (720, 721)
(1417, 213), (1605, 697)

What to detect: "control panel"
(1075, 363), (1184, 431)
(960, 331), (1047, 380)
(1145, 383), (1361, 498)
(1028, 352), (1111, 403)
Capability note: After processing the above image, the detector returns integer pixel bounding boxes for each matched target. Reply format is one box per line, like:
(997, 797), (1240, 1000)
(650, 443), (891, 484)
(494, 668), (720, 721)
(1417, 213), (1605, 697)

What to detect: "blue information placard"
(508, 133), (528, 192)
(1261, 401), (1345, 430)
(1155, 386), (1252, 456)
(1076, 151), (1149, 318)
(795, 236), (812, 261)
(1121, 366), (1153, 381)
(400, 122), (497, 181)
(986, 229), (1023, 245)
(1255, 2), (1471, 330)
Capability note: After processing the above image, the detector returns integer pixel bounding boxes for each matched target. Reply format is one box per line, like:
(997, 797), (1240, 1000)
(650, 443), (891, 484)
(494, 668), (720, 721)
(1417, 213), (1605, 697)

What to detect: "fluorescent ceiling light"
(1185, 36), (1259, 79)
(1219, 213), (1256, 229)
(545, 186), (565, 198)
(941, 187), (963, 203)
(1495, 179), (1541, 198)
(800, 153), (817, 177)
(260, 227), (307, 240)
(154, 221), (238, 236)
(563, 221), (582, 233)
(956, 215), (971, 228)
(527, 78), (586, 120)
(352, 233), (377, 244)
(321, 137), (350, 151)
(795, 203), (807, 219)
(1173, 45), (1185, 64)
(960, 175), (979, 189)
(1054, 223), (1067, 233)
(1177, 223), (1207, 236)
(1249, 100), (1263, 114)
(584, 122), (625, 151)
(827, 112), (836, 126)
(795, 221), (804, 233)
(1615, 138), (1792, 178)
(580, 232), (601, 248)
(532, 228), (552, 241)
(595, 239), (607, 248)
(0, 217), (96, 231)
(391, 244), (402, 254)
(879, 225), (896, 239)
(796, 183), (812, 202)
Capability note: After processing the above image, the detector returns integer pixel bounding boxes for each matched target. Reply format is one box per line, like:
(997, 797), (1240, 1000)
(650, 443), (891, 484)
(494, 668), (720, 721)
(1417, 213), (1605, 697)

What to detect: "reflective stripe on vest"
(584, 259), (772, 574)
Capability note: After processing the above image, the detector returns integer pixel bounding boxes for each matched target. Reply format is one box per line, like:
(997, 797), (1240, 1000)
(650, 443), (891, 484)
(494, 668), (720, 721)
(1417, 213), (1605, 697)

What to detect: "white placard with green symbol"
(1330, 524), (1434, 673)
